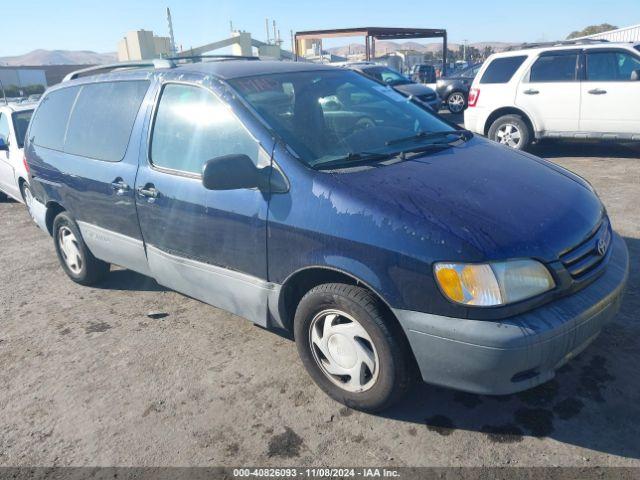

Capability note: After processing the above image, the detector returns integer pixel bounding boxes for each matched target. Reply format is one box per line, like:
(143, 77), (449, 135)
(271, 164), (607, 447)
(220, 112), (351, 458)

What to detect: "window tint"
(30, 86), (79, 151)
(151, 83), (259, 175)
(0, 114), (9, 146)
(529, 53), (578, 82)
(586, 51), (640, 81)
(65, 81), (149, 161)
(480, 56), (527, 84)
(12, 110), (33, 148)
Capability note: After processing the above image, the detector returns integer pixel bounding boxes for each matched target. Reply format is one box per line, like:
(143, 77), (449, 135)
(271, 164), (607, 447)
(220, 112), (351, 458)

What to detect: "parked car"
(410, 64), (436, 84)
(465, 40), (640, 149)
(344, 63), (441, 111)
(26, 59), (628, 412)
(0, 102), (35, 209)
(436, 63), (483, 113)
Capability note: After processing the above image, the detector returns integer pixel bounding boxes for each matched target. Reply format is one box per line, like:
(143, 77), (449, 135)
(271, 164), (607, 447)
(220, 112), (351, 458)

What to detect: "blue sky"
(2, 0), (639, 56)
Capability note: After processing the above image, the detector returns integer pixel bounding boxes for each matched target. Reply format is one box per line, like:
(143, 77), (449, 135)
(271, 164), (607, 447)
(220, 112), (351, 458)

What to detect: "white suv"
(464, 40), (640, 149)
(0, 102), (35, 207)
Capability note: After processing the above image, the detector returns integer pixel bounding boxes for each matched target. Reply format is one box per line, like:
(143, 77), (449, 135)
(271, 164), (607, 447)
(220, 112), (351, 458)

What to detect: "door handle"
(523, 89), (539, 95)
(137, 185), (159, 199)
(110, 178), (130, 194)
(588, 88), (607, 95)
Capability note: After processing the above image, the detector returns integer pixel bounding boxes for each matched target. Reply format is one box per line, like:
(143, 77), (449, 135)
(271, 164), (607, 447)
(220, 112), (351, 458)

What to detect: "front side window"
(65, 81), (149, 162)
(480, 56), (527, 84)
(12, 110), (34, 148)
(30, 86), (80, 151)
(586, 50), (640, 81)
(229, 69), (457, 168)
(529, 52), (578, 82)
(150, 83), (259, 175)
(0, 113), (9, 146)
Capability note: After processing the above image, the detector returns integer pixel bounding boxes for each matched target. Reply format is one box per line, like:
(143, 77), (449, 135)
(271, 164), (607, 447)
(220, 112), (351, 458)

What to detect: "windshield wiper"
(385, 130), (472, 146)
(312, 151), (392, 170)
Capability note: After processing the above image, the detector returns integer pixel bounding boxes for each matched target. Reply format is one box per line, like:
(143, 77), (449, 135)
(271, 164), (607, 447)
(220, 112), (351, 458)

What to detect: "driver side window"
(150, 83), (260, 175)
(0, 113), (10, 147)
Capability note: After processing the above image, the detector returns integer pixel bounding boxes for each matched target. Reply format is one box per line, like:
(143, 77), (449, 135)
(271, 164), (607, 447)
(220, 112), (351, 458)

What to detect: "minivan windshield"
(230, 69), (460, 168)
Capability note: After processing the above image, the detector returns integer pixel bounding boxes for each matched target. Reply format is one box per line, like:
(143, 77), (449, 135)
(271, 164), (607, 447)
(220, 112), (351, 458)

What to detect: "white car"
(464, 40), (640, 149)
(0, 102), (36, 207)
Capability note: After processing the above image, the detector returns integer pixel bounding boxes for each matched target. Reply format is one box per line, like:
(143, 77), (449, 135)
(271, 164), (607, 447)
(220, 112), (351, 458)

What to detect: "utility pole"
(166, 7), (177, 55)
(463, 39), (468, 62)
(265, 18), (270, 44)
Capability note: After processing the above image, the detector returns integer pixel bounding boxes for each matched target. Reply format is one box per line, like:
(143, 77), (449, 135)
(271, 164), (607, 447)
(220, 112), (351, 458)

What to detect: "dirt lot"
(1, 126), (639, 467)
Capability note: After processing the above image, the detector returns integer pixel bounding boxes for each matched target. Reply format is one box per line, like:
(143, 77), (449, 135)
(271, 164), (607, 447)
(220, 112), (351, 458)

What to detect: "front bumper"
(394, 233), (629, 395)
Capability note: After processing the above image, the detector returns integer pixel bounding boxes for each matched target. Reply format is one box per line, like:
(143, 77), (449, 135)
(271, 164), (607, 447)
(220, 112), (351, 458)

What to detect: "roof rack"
(509, 38), (610, 51)
(62, 59), (175, 82)
(168, 54), (260, 63)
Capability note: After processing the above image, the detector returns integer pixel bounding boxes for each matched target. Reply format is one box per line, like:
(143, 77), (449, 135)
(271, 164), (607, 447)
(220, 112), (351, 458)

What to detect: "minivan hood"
(330, 137), (603, 263)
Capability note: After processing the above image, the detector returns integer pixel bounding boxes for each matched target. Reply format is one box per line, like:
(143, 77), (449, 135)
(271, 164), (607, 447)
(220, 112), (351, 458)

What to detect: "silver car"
(344, 63), (442, 112)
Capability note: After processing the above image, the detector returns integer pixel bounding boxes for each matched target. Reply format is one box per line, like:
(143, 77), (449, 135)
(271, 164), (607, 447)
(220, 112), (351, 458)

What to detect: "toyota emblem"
(597, 237), (608, 256)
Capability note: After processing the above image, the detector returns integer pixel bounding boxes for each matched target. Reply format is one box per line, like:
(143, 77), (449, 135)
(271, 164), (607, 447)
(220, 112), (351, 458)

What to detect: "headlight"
(434, 259), (555, 307)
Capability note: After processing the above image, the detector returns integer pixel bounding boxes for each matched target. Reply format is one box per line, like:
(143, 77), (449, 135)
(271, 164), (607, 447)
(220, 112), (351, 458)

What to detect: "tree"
(567, 24), (618, 39)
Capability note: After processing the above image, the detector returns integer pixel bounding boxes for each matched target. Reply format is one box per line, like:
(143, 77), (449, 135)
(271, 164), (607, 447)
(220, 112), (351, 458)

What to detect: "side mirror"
(202, 154), (262, 191)
(631, 70), (640, 81)
(0, 138), (8, 151)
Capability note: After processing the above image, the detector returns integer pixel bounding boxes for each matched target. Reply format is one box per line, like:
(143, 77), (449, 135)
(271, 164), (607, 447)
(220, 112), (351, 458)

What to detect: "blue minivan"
(25, 59), (629, 411)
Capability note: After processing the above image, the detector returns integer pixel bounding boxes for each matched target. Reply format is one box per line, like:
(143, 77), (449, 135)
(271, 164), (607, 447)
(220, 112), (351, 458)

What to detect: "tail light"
(23, 155), (30, 175)
(468, 88), (480, 107)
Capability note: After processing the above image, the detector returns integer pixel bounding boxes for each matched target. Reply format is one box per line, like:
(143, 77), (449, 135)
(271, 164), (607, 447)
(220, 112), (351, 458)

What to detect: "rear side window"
(529, 52), (578, 82)
(30, 86), (79, 151)
(12, 110), (33, 148)
(65, 81), (149, 161)
(586, 51), (640, 81)
(150, 83), (259, 175)
(480, 56), (527, 84)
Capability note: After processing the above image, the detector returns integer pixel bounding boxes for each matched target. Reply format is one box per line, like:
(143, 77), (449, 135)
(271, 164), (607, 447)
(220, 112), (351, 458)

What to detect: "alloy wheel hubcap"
(448, 93), (465, 112)
(58, 226), (83, 274)
(496, 123), (521, 147)
(309, 309), (379, 393)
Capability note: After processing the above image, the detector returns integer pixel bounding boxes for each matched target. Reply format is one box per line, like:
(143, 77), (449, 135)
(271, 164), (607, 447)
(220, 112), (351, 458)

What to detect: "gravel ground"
(0, 127), (639, 467)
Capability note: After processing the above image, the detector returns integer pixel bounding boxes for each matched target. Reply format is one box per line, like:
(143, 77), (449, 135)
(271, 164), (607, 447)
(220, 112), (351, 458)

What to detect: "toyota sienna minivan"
(25, 59), (629, 412)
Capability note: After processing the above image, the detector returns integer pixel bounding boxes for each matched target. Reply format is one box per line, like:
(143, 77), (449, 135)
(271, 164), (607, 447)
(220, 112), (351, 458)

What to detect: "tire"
(446, 91), (467, 113)
(488, 114), (532, 150)
(52, 211), (110, 286)
(0, 190), (7, 202)
(294, 283), (414, 412)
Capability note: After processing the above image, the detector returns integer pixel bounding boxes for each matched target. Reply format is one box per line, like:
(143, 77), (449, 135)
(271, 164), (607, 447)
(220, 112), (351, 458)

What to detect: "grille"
(560, 217), (611, 280)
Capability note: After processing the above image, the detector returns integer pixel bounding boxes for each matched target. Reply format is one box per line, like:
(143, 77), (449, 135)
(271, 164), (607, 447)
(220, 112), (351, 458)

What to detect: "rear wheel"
(294, 283), (414, 412)
(488, 114), (532, 150)
(446, 91), (466, 113)
(53, 212), (110, 285)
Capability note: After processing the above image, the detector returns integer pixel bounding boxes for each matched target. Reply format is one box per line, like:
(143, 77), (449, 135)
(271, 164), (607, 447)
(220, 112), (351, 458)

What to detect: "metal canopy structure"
(294, 27), (448, 74)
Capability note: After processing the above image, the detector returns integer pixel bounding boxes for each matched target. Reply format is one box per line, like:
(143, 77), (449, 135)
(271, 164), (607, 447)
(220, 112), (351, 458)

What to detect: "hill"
(0, 50), (117, 66)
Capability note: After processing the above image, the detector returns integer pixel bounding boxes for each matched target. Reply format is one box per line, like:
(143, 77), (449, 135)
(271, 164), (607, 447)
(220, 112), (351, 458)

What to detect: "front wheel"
(294, 283), (414, 412)
(53, 212), (110, 286)
(488, 114), (532, 150)
(446, 91), (466, 113)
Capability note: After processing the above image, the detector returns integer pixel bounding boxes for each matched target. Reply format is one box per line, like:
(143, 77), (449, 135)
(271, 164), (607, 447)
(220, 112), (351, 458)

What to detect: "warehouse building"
(577, 24), (640, 42)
